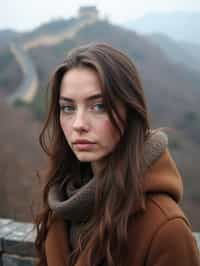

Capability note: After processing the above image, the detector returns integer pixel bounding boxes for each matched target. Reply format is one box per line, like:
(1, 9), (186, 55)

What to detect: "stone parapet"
(0, 218), (36, 266)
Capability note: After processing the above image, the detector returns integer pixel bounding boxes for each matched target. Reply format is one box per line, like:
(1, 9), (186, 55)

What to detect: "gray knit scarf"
(48, 129), (168, 251)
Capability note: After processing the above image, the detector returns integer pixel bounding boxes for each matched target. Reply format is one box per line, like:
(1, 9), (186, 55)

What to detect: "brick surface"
(3, 223), (35, 257)
(0, 218), (37, 263)
(0, 220), (24, 252)
(2, 254), (35, 266)
(0, 220), (12, 228)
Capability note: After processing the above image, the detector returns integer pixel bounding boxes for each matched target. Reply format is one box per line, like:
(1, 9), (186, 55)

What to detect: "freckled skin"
(59, 67), (126, 175)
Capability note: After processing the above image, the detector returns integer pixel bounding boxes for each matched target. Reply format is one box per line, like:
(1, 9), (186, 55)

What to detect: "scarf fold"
(48, 129), (168, 224)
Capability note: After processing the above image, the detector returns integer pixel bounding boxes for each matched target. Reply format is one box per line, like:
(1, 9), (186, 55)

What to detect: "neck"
(91, 159), (105, 177)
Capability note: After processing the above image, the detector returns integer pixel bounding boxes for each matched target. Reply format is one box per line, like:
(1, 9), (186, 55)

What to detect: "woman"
(34, 43), (200, 266)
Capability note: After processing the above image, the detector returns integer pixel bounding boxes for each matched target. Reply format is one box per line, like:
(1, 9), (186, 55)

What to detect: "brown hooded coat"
(45, 149), (200, 265)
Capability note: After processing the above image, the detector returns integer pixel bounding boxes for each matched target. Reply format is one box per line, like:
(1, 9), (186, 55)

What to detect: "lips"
(73, 139), (95, 144)
(73, 140), (96, 151)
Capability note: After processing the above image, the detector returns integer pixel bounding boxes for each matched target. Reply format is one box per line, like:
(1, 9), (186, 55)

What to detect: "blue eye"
(60, 105), (75, 113)
(93, 103), (105, 112)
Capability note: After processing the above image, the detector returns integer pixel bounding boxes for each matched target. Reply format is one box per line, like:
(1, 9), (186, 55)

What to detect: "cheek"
(104, 118), (115, 132)
(60, 117), (71, 138)
(100, 118), (120, 142)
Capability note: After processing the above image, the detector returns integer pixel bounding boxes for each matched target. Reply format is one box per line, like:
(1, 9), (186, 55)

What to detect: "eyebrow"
(59, 93), (103, 103)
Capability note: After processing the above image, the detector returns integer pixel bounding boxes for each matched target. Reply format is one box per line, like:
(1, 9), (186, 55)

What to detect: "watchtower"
(78, 6), (99, 20)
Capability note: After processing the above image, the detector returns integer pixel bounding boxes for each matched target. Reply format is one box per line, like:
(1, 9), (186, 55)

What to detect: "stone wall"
(0, 218), (36, 266)
(0, 218), (199, 265)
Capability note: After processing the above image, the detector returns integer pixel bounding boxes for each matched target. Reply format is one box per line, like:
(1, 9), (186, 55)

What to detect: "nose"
(72, 109), (89, 132)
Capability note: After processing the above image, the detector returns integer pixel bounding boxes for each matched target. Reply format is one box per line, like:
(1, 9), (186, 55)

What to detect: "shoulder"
(128, 193), (200, 265)
(146, 193), (190, 225)
(129, 193), (191, 234)
(146, 194), (200, 265)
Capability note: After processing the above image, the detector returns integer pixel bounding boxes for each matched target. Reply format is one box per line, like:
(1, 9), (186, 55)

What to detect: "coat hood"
(143, 148), (183, 203)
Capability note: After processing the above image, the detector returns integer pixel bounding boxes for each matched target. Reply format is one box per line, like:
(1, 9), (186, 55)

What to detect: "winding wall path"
(7, 16), (97, 104)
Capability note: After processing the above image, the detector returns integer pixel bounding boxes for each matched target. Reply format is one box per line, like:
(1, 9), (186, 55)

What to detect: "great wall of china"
(6, 6), (98, 104)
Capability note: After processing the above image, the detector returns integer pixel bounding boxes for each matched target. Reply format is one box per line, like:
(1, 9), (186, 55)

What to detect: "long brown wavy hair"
(34, 42), (151, 266)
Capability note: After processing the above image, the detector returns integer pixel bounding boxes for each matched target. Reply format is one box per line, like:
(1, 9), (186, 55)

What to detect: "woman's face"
(59, 67), (126, 167)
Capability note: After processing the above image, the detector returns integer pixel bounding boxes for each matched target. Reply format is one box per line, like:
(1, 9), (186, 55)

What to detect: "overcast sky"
(1, 0), (200, 31)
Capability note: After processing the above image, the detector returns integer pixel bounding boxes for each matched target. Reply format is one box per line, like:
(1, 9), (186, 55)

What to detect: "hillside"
(0, 46), (22, 96)
(147, 33), (200, 73)
(0, 30), (19, 48)
(0, 101), (45, 222)
(28, 20), (200, 126)
(0, 18), (200, 229)
(181, 41), (200, 63)
(15, 17), (79, 46)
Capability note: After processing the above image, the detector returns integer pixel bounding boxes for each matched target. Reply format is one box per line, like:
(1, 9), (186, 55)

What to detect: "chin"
(75, 152), (105, 162)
